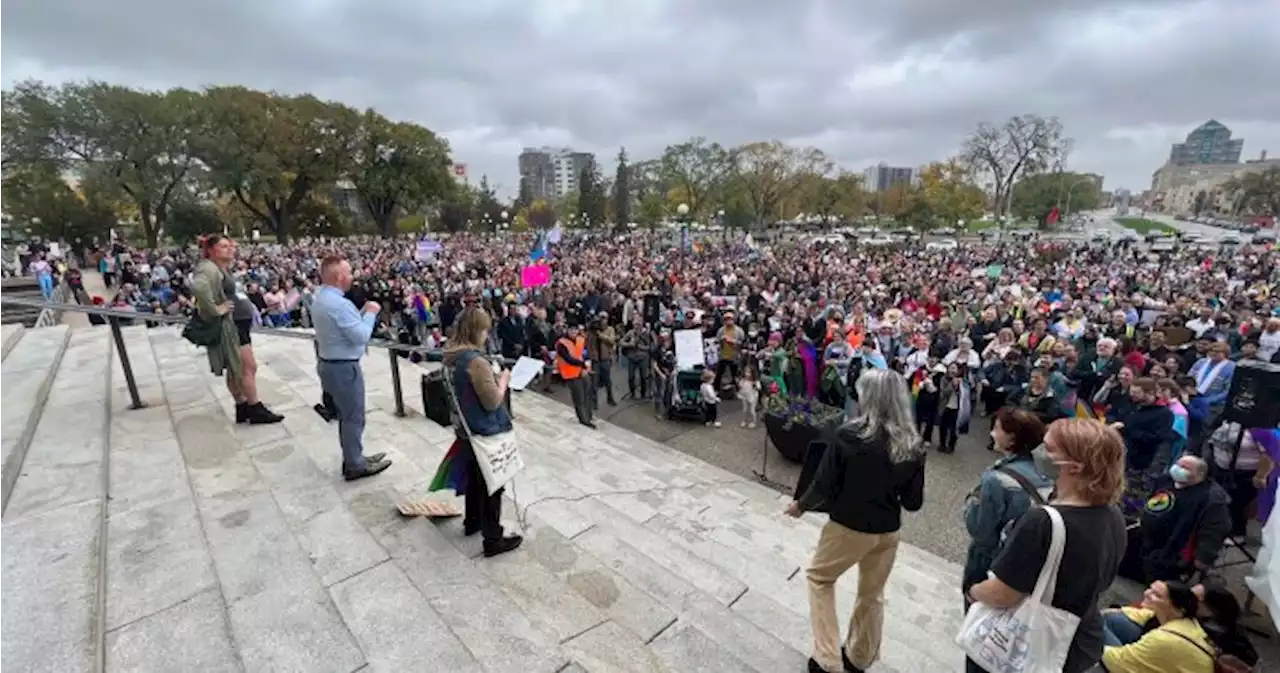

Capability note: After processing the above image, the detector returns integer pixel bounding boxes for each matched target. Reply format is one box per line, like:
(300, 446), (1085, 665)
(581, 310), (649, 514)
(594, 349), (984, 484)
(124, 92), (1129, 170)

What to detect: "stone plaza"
(2, 323), (966, 672)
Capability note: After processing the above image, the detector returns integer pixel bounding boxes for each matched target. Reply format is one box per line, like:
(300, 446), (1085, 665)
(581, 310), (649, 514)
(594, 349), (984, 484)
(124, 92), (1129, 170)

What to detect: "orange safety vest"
(556, 336), (586, 380)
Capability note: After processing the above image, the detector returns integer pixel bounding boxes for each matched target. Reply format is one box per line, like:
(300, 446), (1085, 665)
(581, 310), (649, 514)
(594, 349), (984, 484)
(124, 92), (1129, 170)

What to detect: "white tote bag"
(956, 506), (1080, 673)
(445, 358), (525, 495)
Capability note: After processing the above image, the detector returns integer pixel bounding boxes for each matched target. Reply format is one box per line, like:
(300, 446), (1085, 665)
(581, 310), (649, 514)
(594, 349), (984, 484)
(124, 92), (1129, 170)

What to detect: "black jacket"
(1140, 478), (1231, 578)
(1118, 403), (1176, 471)
(796, 424), (925, 534)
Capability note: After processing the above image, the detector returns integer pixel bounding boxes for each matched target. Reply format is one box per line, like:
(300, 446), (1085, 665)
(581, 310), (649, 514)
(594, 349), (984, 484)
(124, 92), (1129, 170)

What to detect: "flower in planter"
(765, 395), (842, 428)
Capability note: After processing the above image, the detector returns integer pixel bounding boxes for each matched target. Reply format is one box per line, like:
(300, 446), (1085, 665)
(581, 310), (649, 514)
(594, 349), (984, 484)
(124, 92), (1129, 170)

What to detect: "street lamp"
(499, 210), (509, 231)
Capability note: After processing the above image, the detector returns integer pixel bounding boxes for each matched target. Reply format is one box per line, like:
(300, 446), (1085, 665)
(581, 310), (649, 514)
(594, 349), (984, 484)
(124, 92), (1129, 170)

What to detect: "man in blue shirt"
(312, 255), (391, 481)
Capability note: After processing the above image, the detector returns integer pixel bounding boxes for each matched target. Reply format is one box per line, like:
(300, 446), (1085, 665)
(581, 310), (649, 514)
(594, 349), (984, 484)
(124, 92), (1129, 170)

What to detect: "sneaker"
(740, 421), (747, 428)
(483, 535), (523, 558)
(713, 421), (722, 428)
(747, 422), (756, 429)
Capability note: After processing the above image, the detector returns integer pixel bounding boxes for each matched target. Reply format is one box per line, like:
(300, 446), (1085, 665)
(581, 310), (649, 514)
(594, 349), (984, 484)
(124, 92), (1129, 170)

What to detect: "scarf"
(1194, 358), (1229, 395)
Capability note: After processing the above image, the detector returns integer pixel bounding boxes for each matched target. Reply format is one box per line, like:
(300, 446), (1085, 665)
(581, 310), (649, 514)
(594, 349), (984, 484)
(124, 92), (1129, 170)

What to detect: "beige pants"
(806, 520), (900, 672)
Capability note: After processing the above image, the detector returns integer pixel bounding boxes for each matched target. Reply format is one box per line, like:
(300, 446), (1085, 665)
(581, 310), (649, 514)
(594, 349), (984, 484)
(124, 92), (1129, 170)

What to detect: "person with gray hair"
(786, 368), (927, 673)
(1126, 453), (1232, 584)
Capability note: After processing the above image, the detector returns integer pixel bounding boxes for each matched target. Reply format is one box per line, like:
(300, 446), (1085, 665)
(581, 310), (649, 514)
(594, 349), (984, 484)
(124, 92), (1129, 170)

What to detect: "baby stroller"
(667, 367), (706, 421)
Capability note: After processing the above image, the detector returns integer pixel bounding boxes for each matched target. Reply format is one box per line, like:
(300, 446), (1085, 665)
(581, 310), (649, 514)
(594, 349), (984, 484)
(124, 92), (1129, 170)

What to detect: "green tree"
(349, 109), (453, 238)
(636, 193), (665, 231)
(2, 80), (202, 247)
(959, 114), (1069, 219)
(613, 147), (631, 230)
(731, 141), (831, 227)
(1010, 172), (1100, 225)
(1, 165), (117, 243)
(472, 175), (505, 229)
(194, 87), (358, 243)
(658, 137), (733, 219)
(578, 160), (606, 227)
(516, 175), (535, 211)
(165, 201), (222, 245)
(437, 183), (474, 232)
(1224, 166), (1280, 216)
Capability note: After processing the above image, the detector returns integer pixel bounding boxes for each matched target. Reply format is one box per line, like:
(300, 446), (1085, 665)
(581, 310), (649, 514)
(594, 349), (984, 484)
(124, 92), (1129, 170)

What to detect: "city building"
(1152, 152), (1279, 215)
(862, 163), (916, 192)
(1167, 119), (1244, 166)
(519, 147), (596, 201)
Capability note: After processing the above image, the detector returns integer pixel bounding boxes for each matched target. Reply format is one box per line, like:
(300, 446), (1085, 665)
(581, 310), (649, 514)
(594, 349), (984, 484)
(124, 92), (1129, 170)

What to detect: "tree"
(166, 201), (223, 245)
(882, 182), (914, 220)
(472, 175), (504, 229)
(918, 160), (986, 228)
(613, 147), (631, 229)
(959, 114), (1069, 220)
(527, 199), (556, 230)
(516, 175), (535, 212)
(2, 80), (202, 247)
(731, 141), (831, 227)
(658, 137), (733, 218)
(194, 87), (359, 243)
(637, 193), (665, 231)
(1223, 166), (1280, 216)
(437, 183), (474, 232)
(1, 165), (116, 243)
(348, 109), (453, 238)
(1010, 172), (1100, 225)
(577, 160), (606, 227)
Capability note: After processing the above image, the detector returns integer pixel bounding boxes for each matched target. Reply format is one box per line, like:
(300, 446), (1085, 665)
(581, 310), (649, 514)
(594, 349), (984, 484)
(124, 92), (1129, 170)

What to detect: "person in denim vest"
(443, 307), (523, 558)
(962, 409), (1053, 614)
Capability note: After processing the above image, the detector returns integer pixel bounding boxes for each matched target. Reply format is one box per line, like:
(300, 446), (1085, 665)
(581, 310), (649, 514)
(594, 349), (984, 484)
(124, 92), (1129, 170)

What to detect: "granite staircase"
(1, 324), (966, 673)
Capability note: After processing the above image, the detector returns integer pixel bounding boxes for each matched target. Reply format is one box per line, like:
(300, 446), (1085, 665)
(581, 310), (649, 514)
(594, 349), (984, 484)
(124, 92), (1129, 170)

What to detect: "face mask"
(1032, 444), (1060, 481)
(1169, 465), (1192, 484)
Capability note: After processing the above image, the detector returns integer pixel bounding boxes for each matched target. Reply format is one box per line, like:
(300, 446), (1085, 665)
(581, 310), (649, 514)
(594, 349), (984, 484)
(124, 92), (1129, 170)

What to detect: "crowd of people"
(54, 224), (1280, 672)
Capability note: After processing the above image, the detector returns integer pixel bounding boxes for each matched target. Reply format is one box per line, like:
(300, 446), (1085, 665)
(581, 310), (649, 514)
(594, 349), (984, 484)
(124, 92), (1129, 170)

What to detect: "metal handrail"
(0, 296), (485, 417)
(34, 281), (71, 327)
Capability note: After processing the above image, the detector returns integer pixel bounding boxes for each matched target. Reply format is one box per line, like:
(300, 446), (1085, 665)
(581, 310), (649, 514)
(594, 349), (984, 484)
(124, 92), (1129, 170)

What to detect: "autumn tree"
(918, 160), (986, 228)
(959, 114), (1069, 220)
(658, 137), (733, 218)
(1, 165), (117, 243)
(194, 87), (359, 243)
(348, 109), (453, 238)
(577, 160), (607, 227)
(730, 141), (831, 227)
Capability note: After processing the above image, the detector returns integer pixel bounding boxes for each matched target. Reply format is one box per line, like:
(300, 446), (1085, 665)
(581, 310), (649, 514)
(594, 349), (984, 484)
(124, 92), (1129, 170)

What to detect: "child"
(699, 370), (721, 427)
(738, 365), (761, 428)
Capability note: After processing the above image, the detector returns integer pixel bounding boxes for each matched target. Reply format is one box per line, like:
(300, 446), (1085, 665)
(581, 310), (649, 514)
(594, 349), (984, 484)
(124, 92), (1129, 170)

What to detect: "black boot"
(483, 535), (523, 557)
(248, 402), (284, 425)
(235, 402), (250, 424)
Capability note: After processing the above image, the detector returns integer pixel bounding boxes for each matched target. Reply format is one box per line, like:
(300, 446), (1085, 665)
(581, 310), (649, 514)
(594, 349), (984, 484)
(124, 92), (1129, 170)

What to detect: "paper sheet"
(509, 356), (545, 391)
(674, 329), (704, 370)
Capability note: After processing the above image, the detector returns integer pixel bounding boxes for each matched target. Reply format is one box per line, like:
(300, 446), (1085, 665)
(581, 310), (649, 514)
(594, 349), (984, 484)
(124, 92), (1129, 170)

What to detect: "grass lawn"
(1114, 217), (1176, 235)
(964, 220), (998, 231)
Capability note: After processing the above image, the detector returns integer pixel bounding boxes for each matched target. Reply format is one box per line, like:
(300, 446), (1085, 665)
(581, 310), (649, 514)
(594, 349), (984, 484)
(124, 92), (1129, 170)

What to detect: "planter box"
(764, 413), (829, 463)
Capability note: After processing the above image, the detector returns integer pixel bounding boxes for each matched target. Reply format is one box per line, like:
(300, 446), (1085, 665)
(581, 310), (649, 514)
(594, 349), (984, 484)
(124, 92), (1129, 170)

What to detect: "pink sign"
(521, 264), (551, 287)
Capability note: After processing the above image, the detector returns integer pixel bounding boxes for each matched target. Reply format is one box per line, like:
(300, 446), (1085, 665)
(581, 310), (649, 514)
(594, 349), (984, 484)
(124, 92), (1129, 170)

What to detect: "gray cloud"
(3, 0), (1278, 197)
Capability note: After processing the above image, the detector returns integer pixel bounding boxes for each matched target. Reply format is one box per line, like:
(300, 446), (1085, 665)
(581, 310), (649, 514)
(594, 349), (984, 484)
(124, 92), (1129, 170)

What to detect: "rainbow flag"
(428, 440), (470, 494)
(909, 369), (928, 400)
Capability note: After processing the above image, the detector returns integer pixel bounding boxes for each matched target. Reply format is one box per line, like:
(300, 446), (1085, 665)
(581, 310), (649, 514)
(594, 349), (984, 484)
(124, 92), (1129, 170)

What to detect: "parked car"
(1219, 232), (1243, 245)
(934, 227), (956, 236)
(926, 239), (958, 251)
(1252, 231), (1278, 245)
(1150, 237), (1177, 252)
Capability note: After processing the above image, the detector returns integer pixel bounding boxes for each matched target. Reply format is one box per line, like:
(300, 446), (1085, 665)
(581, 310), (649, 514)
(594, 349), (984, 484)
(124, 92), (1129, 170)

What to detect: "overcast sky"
(3, 0), (1278, 198)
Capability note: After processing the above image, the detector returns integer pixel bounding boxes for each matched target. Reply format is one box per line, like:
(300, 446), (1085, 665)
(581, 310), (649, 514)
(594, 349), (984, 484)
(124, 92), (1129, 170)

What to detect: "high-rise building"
(518, 147), (596, 201)
(1167, 120), (1244, 166)
(862, 163), (916, 192)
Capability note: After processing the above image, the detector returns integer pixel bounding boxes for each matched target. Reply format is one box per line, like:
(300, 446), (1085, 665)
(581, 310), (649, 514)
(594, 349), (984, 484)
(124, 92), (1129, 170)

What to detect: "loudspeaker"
(421, 370), (453, 427)
(643, 294), (660, 325)
(1223, 360), (1280, 428)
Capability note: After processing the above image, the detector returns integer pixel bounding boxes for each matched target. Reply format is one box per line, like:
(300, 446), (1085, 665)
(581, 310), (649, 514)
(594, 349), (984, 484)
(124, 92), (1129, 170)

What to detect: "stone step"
(1, 326), (112, 673)
(0, 323), (71, 513)
(1, 323), (24, 360)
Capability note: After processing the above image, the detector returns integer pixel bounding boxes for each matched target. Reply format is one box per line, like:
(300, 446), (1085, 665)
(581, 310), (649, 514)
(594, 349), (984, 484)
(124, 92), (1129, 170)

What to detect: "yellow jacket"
(1102, 608), (1217, 673)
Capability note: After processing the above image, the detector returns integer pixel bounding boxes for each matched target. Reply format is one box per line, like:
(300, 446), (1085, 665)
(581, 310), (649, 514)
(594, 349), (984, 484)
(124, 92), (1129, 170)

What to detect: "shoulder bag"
(956, 506), (1080, 673)
(443, 356), (525, 495)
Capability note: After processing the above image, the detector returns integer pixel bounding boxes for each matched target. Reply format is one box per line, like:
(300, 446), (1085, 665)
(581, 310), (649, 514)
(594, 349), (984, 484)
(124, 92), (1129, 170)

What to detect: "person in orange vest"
(556, 324), (596, 428)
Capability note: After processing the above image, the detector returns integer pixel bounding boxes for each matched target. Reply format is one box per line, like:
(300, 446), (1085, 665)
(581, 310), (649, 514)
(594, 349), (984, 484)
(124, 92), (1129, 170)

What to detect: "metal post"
(388, 349), (406, 417)
(109, 316), (145, 409)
